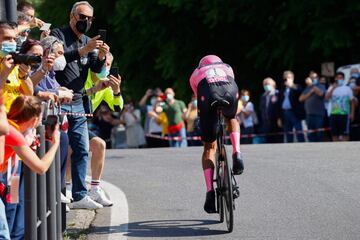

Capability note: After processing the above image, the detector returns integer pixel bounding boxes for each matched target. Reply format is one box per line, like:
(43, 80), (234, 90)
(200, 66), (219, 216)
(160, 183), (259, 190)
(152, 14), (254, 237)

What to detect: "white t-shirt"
(327, 85), (353, 115)
(240, 102), (254, 128)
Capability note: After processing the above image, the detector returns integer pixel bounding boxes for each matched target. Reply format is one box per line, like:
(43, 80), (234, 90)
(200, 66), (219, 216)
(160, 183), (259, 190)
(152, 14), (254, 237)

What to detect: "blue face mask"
(264, 85), (273, 92)
(1, 41), (17, 55)
(312, 78), (318, 85)
(166, 94), (174, 101)
(96, 67), (110, 79)
(242, 95), (250, 102)
(192, 100), (198, 107)
(337, 79), (344, 86)
(351, 73), (360, 79)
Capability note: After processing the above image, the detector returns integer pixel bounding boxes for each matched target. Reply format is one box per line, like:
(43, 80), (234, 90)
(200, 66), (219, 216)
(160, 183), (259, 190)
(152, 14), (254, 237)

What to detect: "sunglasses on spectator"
(78, 13), (95, 21)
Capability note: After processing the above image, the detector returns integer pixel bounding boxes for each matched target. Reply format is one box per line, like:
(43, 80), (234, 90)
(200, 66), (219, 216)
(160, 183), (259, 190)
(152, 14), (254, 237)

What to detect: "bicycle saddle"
(210, 99), (230, 109)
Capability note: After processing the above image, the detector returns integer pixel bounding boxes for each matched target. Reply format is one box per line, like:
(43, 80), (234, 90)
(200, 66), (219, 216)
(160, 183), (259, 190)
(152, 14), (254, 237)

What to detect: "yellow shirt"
(85, 70), (124, 111)
(2, 67), (22, 112)
(156, 112), (168, 135)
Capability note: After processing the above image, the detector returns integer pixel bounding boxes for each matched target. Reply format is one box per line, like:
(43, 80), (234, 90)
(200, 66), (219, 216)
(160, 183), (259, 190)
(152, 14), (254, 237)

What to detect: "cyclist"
(189, 55), (244, 213)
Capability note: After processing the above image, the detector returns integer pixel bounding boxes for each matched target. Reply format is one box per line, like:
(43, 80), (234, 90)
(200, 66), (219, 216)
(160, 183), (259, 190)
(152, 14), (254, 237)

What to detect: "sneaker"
(232, 152), (244, 175)
(66, 186), (73, 202)
(203, 190), (216, 214)
(65, 204), (70, 212)
(61, 193), (71, 204)
(70, 195), (103, 210)
(89, 187), (113, 207)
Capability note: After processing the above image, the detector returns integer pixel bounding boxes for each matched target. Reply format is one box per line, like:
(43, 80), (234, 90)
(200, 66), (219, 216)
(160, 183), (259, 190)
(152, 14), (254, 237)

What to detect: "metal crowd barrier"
(23, 105), (65, 239)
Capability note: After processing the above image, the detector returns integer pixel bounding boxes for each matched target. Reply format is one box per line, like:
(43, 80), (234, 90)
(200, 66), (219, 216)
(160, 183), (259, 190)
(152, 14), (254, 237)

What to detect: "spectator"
(1, 95), (59, 239)
(139, 88), (164, 147)
(16, 12), (31, 48)
(162, 88), (188, 147)
(349, 68), (360, 141)
(259, 78), (282, 143)
(0, 21), (33, 111)
(22, 37), (74, 204)
(85, 52), (123, 113)
(17, 1), (45, 30)
(50, 1), (109, 209)
(85, 52), (121, 206)
(0, 88), (9, 239)
(183, 95), (202, 146)
(237, 89), (256, 144)
(299, 74), (326, 142)
(35, 36), (74, 103)
(309, 70), (319, 83)
(279, 70), (305, 142)
(147, 99), (170, 147)
(120, 101), (146, 148)
(325, 72), (355, 141)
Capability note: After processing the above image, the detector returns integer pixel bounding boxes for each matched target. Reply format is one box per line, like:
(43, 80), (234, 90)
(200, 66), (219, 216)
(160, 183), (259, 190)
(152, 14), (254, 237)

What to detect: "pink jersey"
(189, 63), (234, 96)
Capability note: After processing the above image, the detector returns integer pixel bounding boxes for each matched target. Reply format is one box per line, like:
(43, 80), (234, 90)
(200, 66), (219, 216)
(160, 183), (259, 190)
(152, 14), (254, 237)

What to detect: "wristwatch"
(114, 92), (121, 97)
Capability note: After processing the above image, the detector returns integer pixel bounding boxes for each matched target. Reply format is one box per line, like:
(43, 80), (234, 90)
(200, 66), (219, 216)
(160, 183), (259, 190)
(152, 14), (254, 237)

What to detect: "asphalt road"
(89, 142), (360, 240)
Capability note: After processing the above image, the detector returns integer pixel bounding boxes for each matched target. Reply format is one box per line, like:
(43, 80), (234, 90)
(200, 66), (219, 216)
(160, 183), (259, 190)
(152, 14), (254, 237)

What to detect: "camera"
(10, 52), (41, 66)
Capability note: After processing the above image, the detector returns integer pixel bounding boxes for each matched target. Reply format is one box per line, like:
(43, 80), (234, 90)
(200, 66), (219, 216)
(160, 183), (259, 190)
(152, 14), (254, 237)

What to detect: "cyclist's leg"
(223, 80), (244, 175)
(202, 141), (216, 188)
(227, 118), (240, 153)
(197, 80), (218, 213)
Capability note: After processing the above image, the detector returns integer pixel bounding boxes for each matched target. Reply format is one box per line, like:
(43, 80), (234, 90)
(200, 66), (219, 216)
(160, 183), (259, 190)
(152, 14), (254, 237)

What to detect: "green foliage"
(36, 0), (360, 101)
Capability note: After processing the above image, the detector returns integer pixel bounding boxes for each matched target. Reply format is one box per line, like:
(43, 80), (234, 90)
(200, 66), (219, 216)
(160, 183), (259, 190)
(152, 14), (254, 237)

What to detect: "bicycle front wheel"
(221, 146), (234, 232)
(216, 147), (224, 223)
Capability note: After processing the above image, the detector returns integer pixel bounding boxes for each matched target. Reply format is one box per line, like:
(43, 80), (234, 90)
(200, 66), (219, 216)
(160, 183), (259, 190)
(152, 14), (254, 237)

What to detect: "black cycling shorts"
(197, 77), (239, 142)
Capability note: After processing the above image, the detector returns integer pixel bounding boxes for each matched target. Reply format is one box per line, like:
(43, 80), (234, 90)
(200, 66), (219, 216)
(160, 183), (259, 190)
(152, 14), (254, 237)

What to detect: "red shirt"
(0, 120), (26, 173)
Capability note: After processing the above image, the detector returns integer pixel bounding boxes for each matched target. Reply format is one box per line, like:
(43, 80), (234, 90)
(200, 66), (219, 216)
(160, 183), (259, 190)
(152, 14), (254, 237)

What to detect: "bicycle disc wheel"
(216, 148), (224, 223)
(222, 146), (234, 232)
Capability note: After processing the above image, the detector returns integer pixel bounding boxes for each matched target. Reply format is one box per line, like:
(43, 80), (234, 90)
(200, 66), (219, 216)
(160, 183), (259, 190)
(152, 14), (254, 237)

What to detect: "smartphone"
(40, 23), (51, 31)
(98, 29), (107, 42)
(45, 115), (58, 139)
(109, 67), (119, 77)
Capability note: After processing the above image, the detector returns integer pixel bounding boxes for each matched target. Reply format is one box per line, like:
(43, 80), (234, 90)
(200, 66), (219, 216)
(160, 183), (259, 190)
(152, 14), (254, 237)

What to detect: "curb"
(64, 176), (129, 239)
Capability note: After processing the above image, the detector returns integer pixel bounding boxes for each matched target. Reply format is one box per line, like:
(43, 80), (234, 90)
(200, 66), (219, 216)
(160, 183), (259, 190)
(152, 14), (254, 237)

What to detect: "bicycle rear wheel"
(221, 146), (234, 232)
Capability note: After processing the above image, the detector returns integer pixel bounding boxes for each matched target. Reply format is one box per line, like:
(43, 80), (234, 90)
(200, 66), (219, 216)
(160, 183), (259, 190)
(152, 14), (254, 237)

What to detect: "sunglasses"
(78, 13), (95, 22)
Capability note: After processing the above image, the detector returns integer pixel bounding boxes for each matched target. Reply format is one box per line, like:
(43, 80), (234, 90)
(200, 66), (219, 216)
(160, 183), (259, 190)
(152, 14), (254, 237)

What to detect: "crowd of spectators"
(115, 67), (360, 148)
(0, 1), (123, 238)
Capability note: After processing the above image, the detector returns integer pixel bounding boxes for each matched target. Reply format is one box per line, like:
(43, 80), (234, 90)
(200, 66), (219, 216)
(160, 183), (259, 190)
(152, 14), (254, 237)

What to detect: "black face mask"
(75, 19), (91, 34)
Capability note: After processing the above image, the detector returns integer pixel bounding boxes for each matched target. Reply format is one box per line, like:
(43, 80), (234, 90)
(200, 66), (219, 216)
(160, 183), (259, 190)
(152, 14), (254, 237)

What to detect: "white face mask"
(53, 55), (67, 71)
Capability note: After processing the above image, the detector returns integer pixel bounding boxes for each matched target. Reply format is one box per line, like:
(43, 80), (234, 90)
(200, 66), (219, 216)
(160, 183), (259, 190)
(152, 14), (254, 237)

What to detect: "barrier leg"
(46, 141), (57, 240)
(37, 126), (47, 240)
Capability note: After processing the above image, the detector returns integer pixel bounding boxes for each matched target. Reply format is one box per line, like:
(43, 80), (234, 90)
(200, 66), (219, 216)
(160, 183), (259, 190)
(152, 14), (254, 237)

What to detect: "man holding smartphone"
(50, 1), (110, 209)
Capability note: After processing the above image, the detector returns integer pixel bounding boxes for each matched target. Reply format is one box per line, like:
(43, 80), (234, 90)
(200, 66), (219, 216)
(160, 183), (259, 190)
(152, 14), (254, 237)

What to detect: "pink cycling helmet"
(198, 55), (223, 68)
